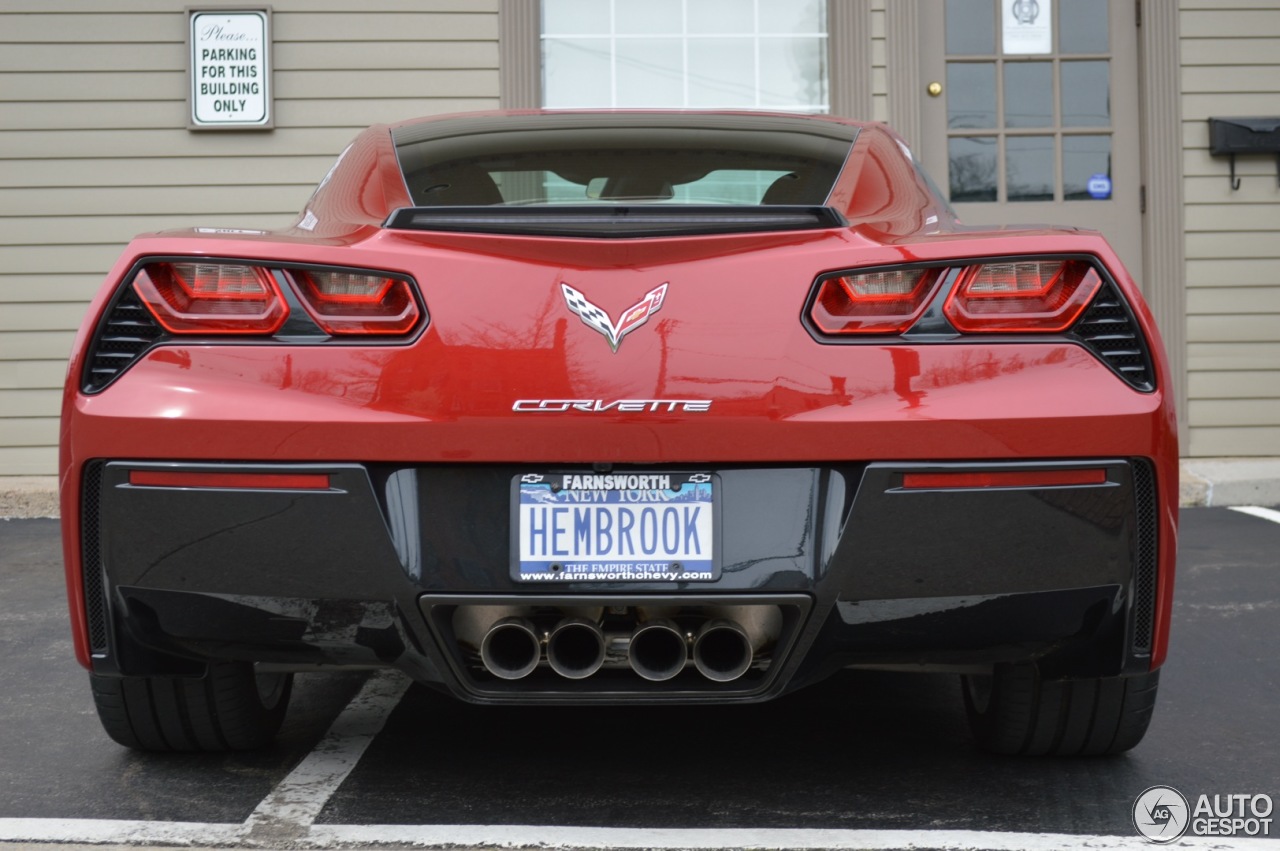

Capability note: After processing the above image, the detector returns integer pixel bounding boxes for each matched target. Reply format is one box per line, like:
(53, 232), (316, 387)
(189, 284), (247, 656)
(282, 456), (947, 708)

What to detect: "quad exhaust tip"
(479, 617), (541, 680)
(547, 617), (607, 680)
(628, 619), (689, 682)
(693, 619), (753, 683)
(459, 603), (783, 683)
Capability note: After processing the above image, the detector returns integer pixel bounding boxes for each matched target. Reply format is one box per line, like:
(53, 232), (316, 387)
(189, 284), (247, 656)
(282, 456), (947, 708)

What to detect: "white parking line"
(0, 818), (243, 845)
(244, 668), (410, 838)
(1, 820), (1278, 850)
(312, 826), (1280, 850)
(1229, 505), (1280, 525)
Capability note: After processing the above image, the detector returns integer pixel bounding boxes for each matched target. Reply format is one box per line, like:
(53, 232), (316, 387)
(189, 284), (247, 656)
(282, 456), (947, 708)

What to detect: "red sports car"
(60, 110), (1177, 756)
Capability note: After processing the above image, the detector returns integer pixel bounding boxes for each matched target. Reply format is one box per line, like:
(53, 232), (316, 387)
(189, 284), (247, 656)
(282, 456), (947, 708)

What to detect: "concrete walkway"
(5, 460), (1280, 519)
(1178, 458), (1280, 508)
(0, 477), (58, 519)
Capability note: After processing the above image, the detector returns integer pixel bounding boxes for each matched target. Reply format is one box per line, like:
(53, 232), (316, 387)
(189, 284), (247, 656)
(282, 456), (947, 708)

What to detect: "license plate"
(514, 472), (716, 582)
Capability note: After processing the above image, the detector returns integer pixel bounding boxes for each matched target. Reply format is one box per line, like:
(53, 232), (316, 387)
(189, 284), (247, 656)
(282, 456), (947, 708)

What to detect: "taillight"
(289, 269), (420, 335)
(809, 267), (944, 334)
(808, 259), (1109, 337)
(132, 262), (287, 334)
(943, 260), (1102, 333)
(88, 258), (426, 392)
(129, 260), (423, 338)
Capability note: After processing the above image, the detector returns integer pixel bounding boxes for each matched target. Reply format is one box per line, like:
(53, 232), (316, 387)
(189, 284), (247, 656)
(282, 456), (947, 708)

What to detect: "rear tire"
(90, 662), (292, 752)
(962, 664), (1159, 756)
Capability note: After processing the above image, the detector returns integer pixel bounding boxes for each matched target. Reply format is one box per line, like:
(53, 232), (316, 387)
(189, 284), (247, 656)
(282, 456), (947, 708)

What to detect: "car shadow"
(320, 669), (1154, 834)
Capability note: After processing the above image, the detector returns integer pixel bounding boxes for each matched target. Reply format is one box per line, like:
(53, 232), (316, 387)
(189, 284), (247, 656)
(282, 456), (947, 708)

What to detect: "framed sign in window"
(187, 7), (273, 130)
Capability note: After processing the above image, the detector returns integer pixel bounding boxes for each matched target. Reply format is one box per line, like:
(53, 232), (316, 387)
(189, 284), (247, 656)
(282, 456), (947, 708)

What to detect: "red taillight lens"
(810, 268), (943, 334)
(133, 262), (287, 334)
(129, 470), (331, 490)
(290, 270), (420, 335)
(943, 260), (1102, 333)
(902, 469), (1108, 489)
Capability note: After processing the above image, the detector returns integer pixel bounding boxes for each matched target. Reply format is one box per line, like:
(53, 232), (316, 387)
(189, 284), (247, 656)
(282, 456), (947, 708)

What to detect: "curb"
(0, 477), (58, 520)
(1178, 458), (1280, 509)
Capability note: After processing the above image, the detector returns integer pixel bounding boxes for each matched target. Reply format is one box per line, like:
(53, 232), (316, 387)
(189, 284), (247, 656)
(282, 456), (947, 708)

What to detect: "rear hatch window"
(388, 113), (856, 237)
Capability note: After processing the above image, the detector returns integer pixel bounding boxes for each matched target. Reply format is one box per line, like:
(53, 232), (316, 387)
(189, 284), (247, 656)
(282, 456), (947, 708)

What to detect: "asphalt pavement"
(0, 509), (1277, 850)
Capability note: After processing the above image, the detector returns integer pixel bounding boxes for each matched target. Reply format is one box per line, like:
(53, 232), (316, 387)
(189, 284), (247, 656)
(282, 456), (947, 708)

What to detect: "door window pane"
(941, 0), (1115, 206)
(947, 63), (997, 129)
(1061, 61), (1110, 126)
(1003, 61), (1053, 127)
(1063, 135), (1112, 199)
(1060, 0), (1109, 53)
(1006, 136), (1055, 201)
(946, 0), (995, 54)
(949, 136), (998, 202)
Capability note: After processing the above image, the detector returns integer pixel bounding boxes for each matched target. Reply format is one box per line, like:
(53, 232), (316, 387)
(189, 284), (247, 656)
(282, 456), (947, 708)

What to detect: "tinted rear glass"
(392, 114), (857, 207)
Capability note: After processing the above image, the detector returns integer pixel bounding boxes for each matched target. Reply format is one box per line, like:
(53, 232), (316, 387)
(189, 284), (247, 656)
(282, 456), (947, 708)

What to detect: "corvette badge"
(561, 282), (667, 352)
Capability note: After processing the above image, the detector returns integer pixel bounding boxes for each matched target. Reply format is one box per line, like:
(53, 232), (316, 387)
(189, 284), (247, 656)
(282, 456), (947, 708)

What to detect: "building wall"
(0, 0), (500, 476)
(4, 1), (1280, 475)
(1181, 0), (1280, 456)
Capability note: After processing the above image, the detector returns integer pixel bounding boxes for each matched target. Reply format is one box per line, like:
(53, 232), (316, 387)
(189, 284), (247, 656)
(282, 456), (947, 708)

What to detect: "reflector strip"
(129, 471), (331, 490)
(902, 469), (1107, 489)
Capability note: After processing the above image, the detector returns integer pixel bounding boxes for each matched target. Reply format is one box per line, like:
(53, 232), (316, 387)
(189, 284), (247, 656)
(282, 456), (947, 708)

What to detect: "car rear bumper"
(75, 458), (1163, 702)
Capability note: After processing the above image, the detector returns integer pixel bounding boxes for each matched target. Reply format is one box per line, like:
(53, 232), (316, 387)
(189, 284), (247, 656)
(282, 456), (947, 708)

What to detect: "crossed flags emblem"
(561, 282), (668, 352)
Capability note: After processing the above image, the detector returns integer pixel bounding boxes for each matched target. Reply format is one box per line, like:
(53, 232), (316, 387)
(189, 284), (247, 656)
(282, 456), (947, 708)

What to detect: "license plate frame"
(511, 472), (718, 583)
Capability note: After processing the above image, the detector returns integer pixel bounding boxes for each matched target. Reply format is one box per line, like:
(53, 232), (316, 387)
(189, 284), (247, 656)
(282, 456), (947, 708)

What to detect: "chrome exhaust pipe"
(713, 605), (782, 651)
(628, 619), (688, 681)
(693, 605), (783, 682)
(479, 617), (541, 680)
(547, 617), (606, 680)
(692, 619), (753, 682)
(453, 605), (523, 651)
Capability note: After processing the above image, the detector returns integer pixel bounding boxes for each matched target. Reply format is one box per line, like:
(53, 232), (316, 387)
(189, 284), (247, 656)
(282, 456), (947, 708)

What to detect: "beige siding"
(0, 447), (58, 477)
(0, 1), (500, 477)
(1180, 1), (1280, 457)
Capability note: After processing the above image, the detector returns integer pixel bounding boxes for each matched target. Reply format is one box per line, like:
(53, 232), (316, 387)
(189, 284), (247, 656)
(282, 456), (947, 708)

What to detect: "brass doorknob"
(927, 81), (943, 97)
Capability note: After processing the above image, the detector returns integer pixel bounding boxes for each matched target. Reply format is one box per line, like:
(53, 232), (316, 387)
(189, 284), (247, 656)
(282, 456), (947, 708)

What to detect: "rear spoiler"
(382, 205), (848, 239)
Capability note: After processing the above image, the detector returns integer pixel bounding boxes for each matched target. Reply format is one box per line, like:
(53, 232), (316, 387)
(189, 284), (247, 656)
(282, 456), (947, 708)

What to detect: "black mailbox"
(1208, 117), (1280, 189)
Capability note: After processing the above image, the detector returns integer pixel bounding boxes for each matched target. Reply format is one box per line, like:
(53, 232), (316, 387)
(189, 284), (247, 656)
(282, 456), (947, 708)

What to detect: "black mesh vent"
(81, 461), (109, 655)
(1131, 459), (1157, 653)
(82, 288), (163, 392)
(1070, 281), (1155, 392)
